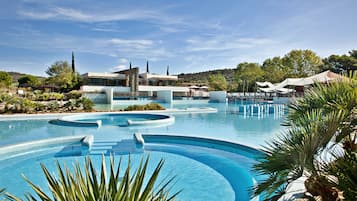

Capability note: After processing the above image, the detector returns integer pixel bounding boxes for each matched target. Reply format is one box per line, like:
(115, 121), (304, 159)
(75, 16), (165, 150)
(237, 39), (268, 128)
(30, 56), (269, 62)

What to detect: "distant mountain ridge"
(178, 68), (236, 84)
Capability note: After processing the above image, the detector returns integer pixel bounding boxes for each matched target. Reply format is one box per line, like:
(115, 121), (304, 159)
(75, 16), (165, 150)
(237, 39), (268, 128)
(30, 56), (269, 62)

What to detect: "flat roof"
(138, 85), (189, 92)
(140, 73), (178, 81)
(82, 72), (126, 79)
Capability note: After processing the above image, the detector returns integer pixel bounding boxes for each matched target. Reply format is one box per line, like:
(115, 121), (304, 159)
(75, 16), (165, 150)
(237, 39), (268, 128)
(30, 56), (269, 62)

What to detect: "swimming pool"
(0, 102), (285, 200)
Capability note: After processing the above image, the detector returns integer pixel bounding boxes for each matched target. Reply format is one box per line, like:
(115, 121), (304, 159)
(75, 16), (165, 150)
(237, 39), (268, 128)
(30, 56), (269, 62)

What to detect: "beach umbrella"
(167, 65), (169, 75)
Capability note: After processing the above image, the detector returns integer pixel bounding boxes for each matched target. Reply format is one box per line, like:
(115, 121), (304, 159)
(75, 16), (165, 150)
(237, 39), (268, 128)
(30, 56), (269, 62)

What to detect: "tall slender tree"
(146, 61), (150, 73)
(71, 51), (75, 73)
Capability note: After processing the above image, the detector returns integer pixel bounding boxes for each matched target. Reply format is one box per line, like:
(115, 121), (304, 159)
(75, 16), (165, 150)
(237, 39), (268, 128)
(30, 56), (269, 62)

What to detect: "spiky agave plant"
(0, 188), (6, 201)
(7, 155), (180, 201)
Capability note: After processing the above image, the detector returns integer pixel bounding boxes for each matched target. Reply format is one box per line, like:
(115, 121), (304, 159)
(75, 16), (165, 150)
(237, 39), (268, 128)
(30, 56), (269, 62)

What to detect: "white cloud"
(111, 64), (127, 72)
(17, 11), (57, 19)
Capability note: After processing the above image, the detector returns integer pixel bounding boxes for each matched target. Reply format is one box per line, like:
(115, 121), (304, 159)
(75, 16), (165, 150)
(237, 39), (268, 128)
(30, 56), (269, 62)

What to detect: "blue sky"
(0, 0), (356, 76)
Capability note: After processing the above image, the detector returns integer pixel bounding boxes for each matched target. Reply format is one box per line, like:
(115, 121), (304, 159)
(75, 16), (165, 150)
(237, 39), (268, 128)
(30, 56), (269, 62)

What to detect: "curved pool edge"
(134, 133), (263, 157)
(127, 115), (175, 126)
(53, 113), (175, 127)
(54, 115), (102, 127)
(0, 135), (93, 160)
(0, 107), (218, 121)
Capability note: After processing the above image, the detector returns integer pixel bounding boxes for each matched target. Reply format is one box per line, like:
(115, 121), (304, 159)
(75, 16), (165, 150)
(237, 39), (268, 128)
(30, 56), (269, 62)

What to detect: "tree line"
(179, 49), (357, 91)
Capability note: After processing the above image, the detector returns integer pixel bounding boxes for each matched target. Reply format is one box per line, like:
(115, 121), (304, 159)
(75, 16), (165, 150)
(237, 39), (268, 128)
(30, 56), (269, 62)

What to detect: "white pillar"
(106, 88), (113, 104)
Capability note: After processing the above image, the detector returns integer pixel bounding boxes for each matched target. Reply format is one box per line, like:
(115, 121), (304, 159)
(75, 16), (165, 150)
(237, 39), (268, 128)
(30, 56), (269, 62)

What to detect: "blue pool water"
(0, 102), (286, 200)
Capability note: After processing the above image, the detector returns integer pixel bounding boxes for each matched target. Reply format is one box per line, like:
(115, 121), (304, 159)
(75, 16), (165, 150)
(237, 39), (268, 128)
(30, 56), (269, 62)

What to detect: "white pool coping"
(0, 135), (93, 154)
(133, 133), (262, 155)
(0, 107), (217, 121)
(127, 115), (175, 126)
(133, 132), (261, 149)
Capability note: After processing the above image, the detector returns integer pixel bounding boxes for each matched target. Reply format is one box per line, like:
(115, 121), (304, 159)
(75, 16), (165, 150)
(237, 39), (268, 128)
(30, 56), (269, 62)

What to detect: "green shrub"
(35, 92), (64, 101)
(33, 90), (42, 95)
(39, 93), (50, 101)
(78, 97), (94, 111)
(47, 101), (59, 111)
(0, 93), (13, 103)
(65, 90), (82, 100)
(34, 102), (46, 111)
(18, 75), (41, 88)
(0, 71), (12, 88)
(19, 98), (36, 113)
(24, 92), (36, 100)
(64, 99), (76, 111)
(124, 103), (165, 111)
(1, 97), (37, 113)
(51, 92), (64, 100)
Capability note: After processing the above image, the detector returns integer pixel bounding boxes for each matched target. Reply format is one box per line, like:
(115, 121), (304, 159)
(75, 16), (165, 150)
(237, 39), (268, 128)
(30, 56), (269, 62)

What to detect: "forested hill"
(177, 68), (236, 84)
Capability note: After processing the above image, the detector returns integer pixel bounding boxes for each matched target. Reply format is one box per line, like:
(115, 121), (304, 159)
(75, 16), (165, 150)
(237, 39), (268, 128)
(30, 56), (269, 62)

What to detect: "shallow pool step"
(91, 145), (113, 150)
(90, 150), (111, 155)
(89, 139), (143, 155)
(93, 141), (118, 146)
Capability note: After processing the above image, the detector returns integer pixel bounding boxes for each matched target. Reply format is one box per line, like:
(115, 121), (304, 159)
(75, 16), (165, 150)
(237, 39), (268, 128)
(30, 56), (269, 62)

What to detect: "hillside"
(177, 68), (236, 85)
(7, 72), (44, 82)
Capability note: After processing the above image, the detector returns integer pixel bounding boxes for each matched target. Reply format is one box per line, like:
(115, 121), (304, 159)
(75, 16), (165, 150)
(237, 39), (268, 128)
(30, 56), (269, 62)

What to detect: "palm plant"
(252, 75), (357, 200)
(7, 155), (180, 201)
(326, 150), (357, 200)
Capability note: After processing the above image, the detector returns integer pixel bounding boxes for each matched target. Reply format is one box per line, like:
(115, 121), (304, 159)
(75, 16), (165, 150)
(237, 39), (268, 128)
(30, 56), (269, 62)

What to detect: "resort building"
(80, 66), (199, 104)
(82, 72), (127, 87)
(81, 60), (228, 104)
(139, 72), (178, 86)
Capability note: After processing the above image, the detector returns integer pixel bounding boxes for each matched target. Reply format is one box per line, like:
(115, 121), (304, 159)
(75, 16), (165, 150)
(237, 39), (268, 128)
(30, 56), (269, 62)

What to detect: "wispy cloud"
(109, 38), (153, 48)
(17, 6), (185, 25)
(0, 27), (172, 62)
(186, 36), (275, 52)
